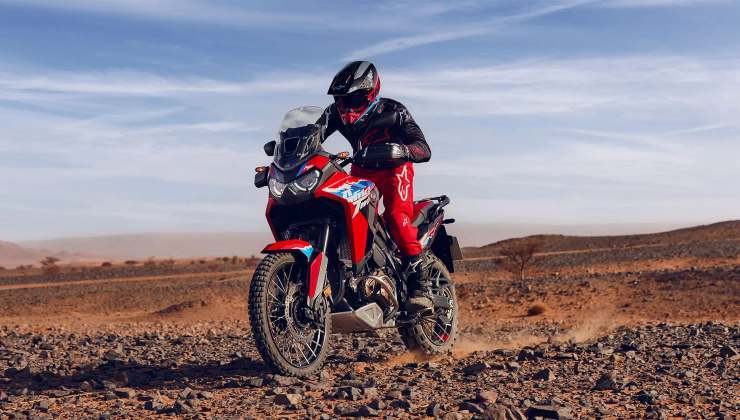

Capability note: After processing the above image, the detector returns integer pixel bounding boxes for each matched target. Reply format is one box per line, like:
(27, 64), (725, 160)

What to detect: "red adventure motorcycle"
(250, 106), (462, 376)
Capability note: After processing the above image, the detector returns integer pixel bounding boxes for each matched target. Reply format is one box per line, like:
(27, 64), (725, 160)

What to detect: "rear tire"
(248, 253), (331, 377)
(399, 255), (459, 354)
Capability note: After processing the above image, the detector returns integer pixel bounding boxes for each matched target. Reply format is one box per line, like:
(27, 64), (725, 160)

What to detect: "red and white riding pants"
(351, 162), (421, 257)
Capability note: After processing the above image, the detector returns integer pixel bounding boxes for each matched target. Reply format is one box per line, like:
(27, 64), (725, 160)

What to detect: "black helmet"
(328, 61), (381, 125)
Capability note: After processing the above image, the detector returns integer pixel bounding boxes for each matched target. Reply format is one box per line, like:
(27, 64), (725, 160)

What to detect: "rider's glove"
(354, 143), (409, 169)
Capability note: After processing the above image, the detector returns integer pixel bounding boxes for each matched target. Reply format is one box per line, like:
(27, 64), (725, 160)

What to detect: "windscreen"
(274, 106), (326, 171)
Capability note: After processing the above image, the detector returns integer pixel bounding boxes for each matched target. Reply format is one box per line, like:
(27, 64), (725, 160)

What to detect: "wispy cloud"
(383, 56), (740, 118)
(2, 54), (739, 236)
(343, 0), (599, 59)
(601, 0), (729, 7)
(0, 0), (426, 32)
(0, 69), (327, 97)
(0, 0), (322, 27)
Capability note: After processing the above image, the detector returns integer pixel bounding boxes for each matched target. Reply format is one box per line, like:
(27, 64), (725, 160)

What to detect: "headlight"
(268, 178), (287, 197)
(291, 169), (321, 192)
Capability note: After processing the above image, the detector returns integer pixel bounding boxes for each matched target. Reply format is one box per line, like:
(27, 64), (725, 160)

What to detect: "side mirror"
(264, 140), (276, 156)
(254, 166), (269, 188)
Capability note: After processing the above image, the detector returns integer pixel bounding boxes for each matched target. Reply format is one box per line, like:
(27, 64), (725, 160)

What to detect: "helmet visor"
(334, 90), (369, 112)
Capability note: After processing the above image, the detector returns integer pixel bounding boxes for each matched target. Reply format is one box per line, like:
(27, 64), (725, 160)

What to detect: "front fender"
(262, 240), (314, 260)
(261, 240), (327, 306)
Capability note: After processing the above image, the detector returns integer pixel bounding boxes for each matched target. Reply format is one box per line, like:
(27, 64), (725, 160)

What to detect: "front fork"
(306, 222), (331, 309)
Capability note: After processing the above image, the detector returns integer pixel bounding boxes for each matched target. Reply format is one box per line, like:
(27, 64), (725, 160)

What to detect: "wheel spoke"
(275, 267), (288, 294)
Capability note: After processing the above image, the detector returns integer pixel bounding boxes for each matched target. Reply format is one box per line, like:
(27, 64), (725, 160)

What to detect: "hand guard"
(354, 143), (409, 169)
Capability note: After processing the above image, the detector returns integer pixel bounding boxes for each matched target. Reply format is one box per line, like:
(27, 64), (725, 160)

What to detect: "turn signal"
(336, 151), (350, 159)
(255, 166), (268, 173)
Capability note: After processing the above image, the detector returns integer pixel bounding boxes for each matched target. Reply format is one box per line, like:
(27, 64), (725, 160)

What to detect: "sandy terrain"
(0, 222), (738, 418)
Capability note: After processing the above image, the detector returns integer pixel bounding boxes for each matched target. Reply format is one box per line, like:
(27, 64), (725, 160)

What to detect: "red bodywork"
(412, 200), (434, 221)
(315, 172), (377, 264)
(263, 153), (377, 304)
(262, 240), (313, 254)
(262, 239), (326, 305)
(265, 153), (377, 265)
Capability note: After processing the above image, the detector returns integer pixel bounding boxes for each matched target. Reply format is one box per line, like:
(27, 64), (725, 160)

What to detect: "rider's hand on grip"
(354, 143), (408, 169)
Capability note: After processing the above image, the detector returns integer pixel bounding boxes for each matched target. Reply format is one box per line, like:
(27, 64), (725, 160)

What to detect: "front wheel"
(399, 255), (459, 354)
(248, 253), (331, 377)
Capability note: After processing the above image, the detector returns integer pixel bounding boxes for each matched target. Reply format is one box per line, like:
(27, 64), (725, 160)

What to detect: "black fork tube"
(319, 222), (330, 255)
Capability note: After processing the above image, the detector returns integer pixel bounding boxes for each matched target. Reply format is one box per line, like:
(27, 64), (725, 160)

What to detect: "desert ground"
(0, 222), (738, 419)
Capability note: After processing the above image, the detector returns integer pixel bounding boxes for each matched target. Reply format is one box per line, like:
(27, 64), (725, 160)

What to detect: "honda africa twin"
(249, 106), (463, 376)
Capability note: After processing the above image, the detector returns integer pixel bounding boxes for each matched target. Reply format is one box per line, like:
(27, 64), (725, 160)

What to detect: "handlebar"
(330, 152), (353, 168)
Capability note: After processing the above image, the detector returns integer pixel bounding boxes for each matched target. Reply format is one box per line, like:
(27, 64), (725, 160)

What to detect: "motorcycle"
(249, 106), (463, 376)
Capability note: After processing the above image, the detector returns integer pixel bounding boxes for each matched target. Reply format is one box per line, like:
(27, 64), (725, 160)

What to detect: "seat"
(411, 200), (436, 227)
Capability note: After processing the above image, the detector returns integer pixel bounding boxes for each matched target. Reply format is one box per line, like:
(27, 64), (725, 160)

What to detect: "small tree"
(41, 256), (61, 275)
(40, 257), (59, 274)
(41, 256), (59, 266)
(500, 239), (542, 288)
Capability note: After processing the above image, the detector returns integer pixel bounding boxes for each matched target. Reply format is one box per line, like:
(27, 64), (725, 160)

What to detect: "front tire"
(399, 255), (459, 354)
(248, 253), (331, 377)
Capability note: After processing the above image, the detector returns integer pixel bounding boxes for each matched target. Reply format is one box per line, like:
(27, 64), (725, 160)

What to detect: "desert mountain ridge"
(0, 240), (98, 268)
(3, 220), (737, 267)
(463, 220), (740, 258)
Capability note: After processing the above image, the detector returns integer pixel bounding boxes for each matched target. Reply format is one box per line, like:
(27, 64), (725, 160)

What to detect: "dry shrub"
(527, 302), (548, 316)
(124, 260), (138, 266)
(231, 256), (239, 264)
(41, 256), (61, 275)
(101, 261), (112, 267)
(0, 266), (5, 271)
(500, 238), (542, 288)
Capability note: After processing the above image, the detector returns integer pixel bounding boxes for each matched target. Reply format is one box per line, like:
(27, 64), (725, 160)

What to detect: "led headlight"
(291, 169), (321, 192)
(268, 177), (287, 197)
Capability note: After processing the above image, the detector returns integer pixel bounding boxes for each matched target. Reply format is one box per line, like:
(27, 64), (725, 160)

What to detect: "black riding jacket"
(324, 98), (431, 169)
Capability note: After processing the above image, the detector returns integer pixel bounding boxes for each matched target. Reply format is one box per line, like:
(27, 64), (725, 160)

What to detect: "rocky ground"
(0, 320), (738, 419)
(0, 223), (738, 418)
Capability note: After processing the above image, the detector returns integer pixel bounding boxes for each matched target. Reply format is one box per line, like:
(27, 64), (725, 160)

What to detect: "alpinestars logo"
(325, 180), (375, 217)
(396, 165), (410, 201)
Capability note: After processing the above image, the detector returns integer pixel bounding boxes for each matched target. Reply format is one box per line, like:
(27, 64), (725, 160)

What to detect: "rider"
(324, 61), (433, 314)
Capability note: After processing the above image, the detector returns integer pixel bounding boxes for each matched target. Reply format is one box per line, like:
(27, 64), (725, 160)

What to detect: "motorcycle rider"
(324, 61), (433, 314)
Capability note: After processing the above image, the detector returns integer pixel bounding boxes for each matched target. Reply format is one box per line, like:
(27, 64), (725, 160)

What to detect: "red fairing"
(412, 201), (434, 221)
(298, 155), (330, 175)
(262, 240), (313, 254)
(308, 252), (324, 299)
(265, 196), (277, 240)
(315, 172), (375, 264)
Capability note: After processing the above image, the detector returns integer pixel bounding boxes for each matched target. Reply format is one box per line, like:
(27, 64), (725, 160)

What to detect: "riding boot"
(404, 254), (434, 315)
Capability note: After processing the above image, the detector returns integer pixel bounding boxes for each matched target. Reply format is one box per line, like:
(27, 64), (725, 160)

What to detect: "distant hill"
(8, 221), (738, 265)
(448, 222), (690, 247)
(0, 241), (97, 267)
(21, 232), (274, 261)
(463, 220), (740, 258)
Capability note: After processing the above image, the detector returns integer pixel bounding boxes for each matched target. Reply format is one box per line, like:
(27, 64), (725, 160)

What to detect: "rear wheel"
(248, 253), (331, 377)
(399, 255), (459, 354)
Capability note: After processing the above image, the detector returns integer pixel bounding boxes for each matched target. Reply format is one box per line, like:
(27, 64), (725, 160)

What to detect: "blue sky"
(1, 0), (739, 241)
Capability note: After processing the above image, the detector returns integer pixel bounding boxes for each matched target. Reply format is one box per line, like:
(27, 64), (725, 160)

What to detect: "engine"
(355, 270), (398, 315)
